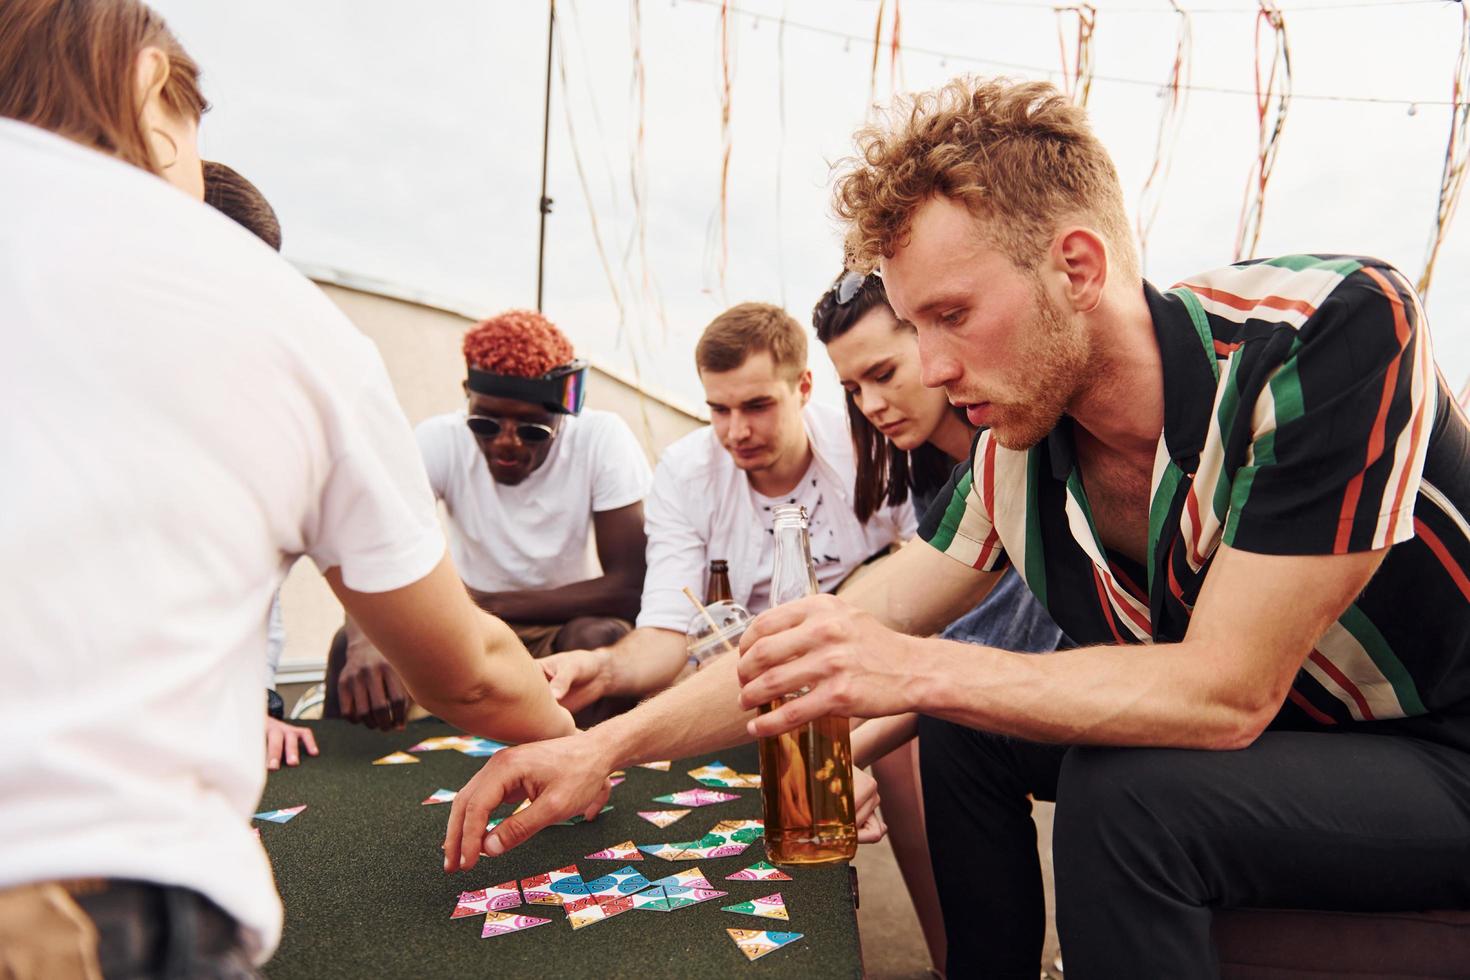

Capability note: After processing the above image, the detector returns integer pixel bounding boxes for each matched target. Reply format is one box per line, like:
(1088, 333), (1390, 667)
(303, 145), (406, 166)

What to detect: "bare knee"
(553, 616), (630, 652)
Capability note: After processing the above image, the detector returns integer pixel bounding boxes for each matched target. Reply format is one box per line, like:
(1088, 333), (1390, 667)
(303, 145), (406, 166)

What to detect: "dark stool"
(1214, 907), (1470, 979)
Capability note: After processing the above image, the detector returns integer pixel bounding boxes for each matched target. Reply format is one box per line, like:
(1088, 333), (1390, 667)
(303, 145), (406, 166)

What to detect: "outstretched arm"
(326, 553), (576, 745)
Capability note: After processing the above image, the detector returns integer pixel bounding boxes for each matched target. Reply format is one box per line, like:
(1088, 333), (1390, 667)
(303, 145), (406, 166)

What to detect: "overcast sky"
(155, 0), (1468, 411)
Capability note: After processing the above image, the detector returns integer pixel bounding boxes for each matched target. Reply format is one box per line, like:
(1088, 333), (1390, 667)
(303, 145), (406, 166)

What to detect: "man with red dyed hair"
(330, 311), (652, 727)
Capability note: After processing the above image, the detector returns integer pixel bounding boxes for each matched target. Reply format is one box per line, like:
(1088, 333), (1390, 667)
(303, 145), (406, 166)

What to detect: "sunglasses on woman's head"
(466, 415), (557, 444)
(833, 269), (871, 305)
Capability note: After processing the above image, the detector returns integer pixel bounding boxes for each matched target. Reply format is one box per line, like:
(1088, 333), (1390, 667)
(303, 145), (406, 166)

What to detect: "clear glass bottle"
(755, 504), (858, 864)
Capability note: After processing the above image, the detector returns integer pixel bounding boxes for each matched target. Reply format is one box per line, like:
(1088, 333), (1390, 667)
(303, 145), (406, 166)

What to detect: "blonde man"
(442, 78), (1470, 979)
(541, 302), (913, 711)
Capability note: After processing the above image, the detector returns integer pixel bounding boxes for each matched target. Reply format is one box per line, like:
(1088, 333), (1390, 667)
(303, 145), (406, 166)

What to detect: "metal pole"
(535, 0), (556, 311)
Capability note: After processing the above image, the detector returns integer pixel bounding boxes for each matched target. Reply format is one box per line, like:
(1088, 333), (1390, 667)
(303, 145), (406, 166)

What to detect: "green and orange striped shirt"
(919, 255), (1470, 744)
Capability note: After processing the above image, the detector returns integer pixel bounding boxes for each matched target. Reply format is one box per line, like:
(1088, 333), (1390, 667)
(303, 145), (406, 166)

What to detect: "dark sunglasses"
(466, 415), (557, 444)
(833, 269), (872, 306)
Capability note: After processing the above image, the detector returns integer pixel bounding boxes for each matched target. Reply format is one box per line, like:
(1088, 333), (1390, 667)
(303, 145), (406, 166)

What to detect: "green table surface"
(259, 720), (863, 979)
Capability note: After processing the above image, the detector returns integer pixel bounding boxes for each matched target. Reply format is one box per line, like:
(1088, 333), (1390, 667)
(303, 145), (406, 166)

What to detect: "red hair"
(462, 310), (575, 378)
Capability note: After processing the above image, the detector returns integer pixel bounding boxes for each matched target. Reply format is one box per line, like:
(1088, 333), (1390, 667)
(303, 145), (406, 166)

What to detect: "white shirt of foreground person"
(0, 120), (446, 962)
(415, 409), (652, 593)
(636, 401), (916, 632)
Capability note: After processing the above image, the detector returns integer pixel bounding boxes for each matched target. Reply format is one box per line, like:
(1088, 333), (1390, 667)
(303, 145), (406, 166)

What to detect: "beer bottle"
(754, 504), (858, 864)
(705, 559), (733, 604)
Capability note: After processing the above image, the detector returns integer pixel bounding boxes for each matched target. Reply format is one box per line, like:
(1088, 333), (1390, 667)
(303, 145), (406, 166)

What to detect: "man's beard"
(986, 284), (1089, 452)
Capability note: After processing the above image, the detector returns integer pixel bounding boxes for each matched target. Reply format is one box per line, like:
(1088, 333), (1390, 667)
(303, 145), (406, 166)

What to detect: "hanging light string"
(712, 0), (735, 297)
(776, 2), (789, 307)
(1137, 0), (1193, 274)
(675, 0), (1463, 109)
(1417, 0), (1470, 299)
(870, 0), (888, 104)
(1055, 3), (1098, 107)
(551, 13), (626, 327)
(890, 0), (906, 94)
(1234, 0), (1292, 260)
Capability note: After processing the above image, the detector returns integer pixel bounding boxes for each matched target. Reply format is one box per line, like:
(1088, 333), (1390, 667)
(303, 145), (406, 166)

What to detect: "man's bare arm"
(540, 626), (690, 712)
(841, 536), (1002, 634)
(326, 553), (576, 744)
(739, 544), (1386, 750)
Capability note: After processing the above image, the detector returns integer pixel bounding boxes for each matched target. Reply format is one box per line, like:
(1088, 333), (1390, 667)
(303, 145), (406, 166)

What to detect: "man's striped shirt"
(918, 255), (1470, 746)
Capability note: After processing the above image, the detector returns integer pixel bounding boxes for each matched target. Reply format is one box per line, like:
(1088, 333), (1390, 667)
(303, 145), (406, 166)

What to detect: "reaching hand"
(853, 765), (887, 844)
(443, 734), (615, 872)
(737, 593), (922, 739)
(265, 716), (319, 771)
(338, 633), (411, 730)
(539, 648), (613, 714)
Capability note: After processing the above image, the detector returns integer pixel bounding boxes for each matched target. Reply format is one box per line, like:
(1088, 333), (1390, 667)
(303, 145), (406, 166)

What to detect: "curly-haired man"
(439, 77), (1470, 978)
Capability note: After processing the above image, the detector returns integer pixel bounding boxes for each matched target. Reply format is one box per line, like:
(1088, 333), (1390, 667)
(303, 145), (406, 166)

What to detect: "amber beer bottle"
(755, 504), (858, 864)
(705, 559), (734, 604)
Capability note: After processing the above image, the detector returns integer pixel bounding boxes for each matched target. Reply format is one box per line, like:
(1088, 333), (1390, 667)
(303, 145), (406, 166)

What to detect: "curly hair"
(834, 76), (1136, 278)
(462, 310), (575, 378)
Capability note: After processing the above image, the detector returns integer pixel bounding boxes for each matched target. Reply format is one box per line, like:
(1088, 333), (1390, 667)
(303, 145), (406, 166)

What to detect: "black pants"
(917, 718), (1470, 979)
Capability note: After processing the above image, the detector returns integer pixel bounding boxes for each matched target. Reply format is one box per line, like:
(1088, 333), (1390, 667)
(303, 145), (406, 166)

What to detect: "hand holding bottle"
(737, 592), (925, 739)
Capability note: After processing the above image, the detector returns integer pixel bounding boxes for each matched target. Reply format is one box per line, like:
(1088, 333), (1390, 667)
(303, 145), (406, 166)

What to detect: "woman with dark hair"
(814, 268), (1071, 975)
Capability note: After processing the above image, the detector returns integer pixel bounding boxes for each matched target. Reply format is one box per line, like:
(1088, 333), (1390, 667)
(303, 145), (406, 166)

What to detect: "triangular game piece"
(421, 788), (457, 806)
(520, 865), (588, 907)
(725, 861), (792, 882)
(637, 843), (687, 861)
(457, 737), (508, 757)
(687, 761), (762, 788)
(253, 805), (305, 823)
(636, 760), (671, 771)
(372, 751), (419, 765)
(585, 840), (642, 861)
(721, 892), (789, 921)
(581, 866), (650, 900)
(652, 789), (739, 808)
(637, 809), (690, 828)
(450, 881), (521, 918)
(727, 928), (804, 961)
(558, 805), (613, 826)
(480, 912), (550, 938)
(568, 895), (635, 929)
(407, 735), (475, 752)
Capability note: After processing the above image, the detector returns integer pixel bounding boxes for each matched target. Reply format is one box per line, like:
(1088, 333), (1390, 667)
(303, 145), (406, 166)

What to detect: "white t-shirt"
(415, 409), (652, 594)
(637, 403), (916, 632)
(0, 121), (445, 961)
(745, 463), (853, 610)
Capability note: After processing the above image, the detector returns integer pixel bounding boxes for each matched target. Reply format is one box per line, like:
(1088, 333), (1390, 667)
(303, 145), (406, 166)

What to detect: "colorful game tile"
(253, 805), (305, 824)
(652, 789), (739, 808)
(560, 805), (613, 825)
(687, 761), (762, 789)
(450, 881), (521, 918)
(407, 735), (476, 752)
(632, 870), (728, 912)
(725, 861), (792, 882)
(727, 928), (804, 961)
(637, 809), (691, 828)
(636, 760), (672, 771)
(721, 892), (789, 921)
(457, 737), (509, 757)
(581, 866), (650, 901)
(609, 775), (626, 788)
(519, 865), (589, 907)
(642, 818), (765, 860)
(567, 894), (635, 930)
(480, 912), (550, 938)
(421, 788), (457, 806)
(372, 751), (419, 765)
(585, 840), (642, 861)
